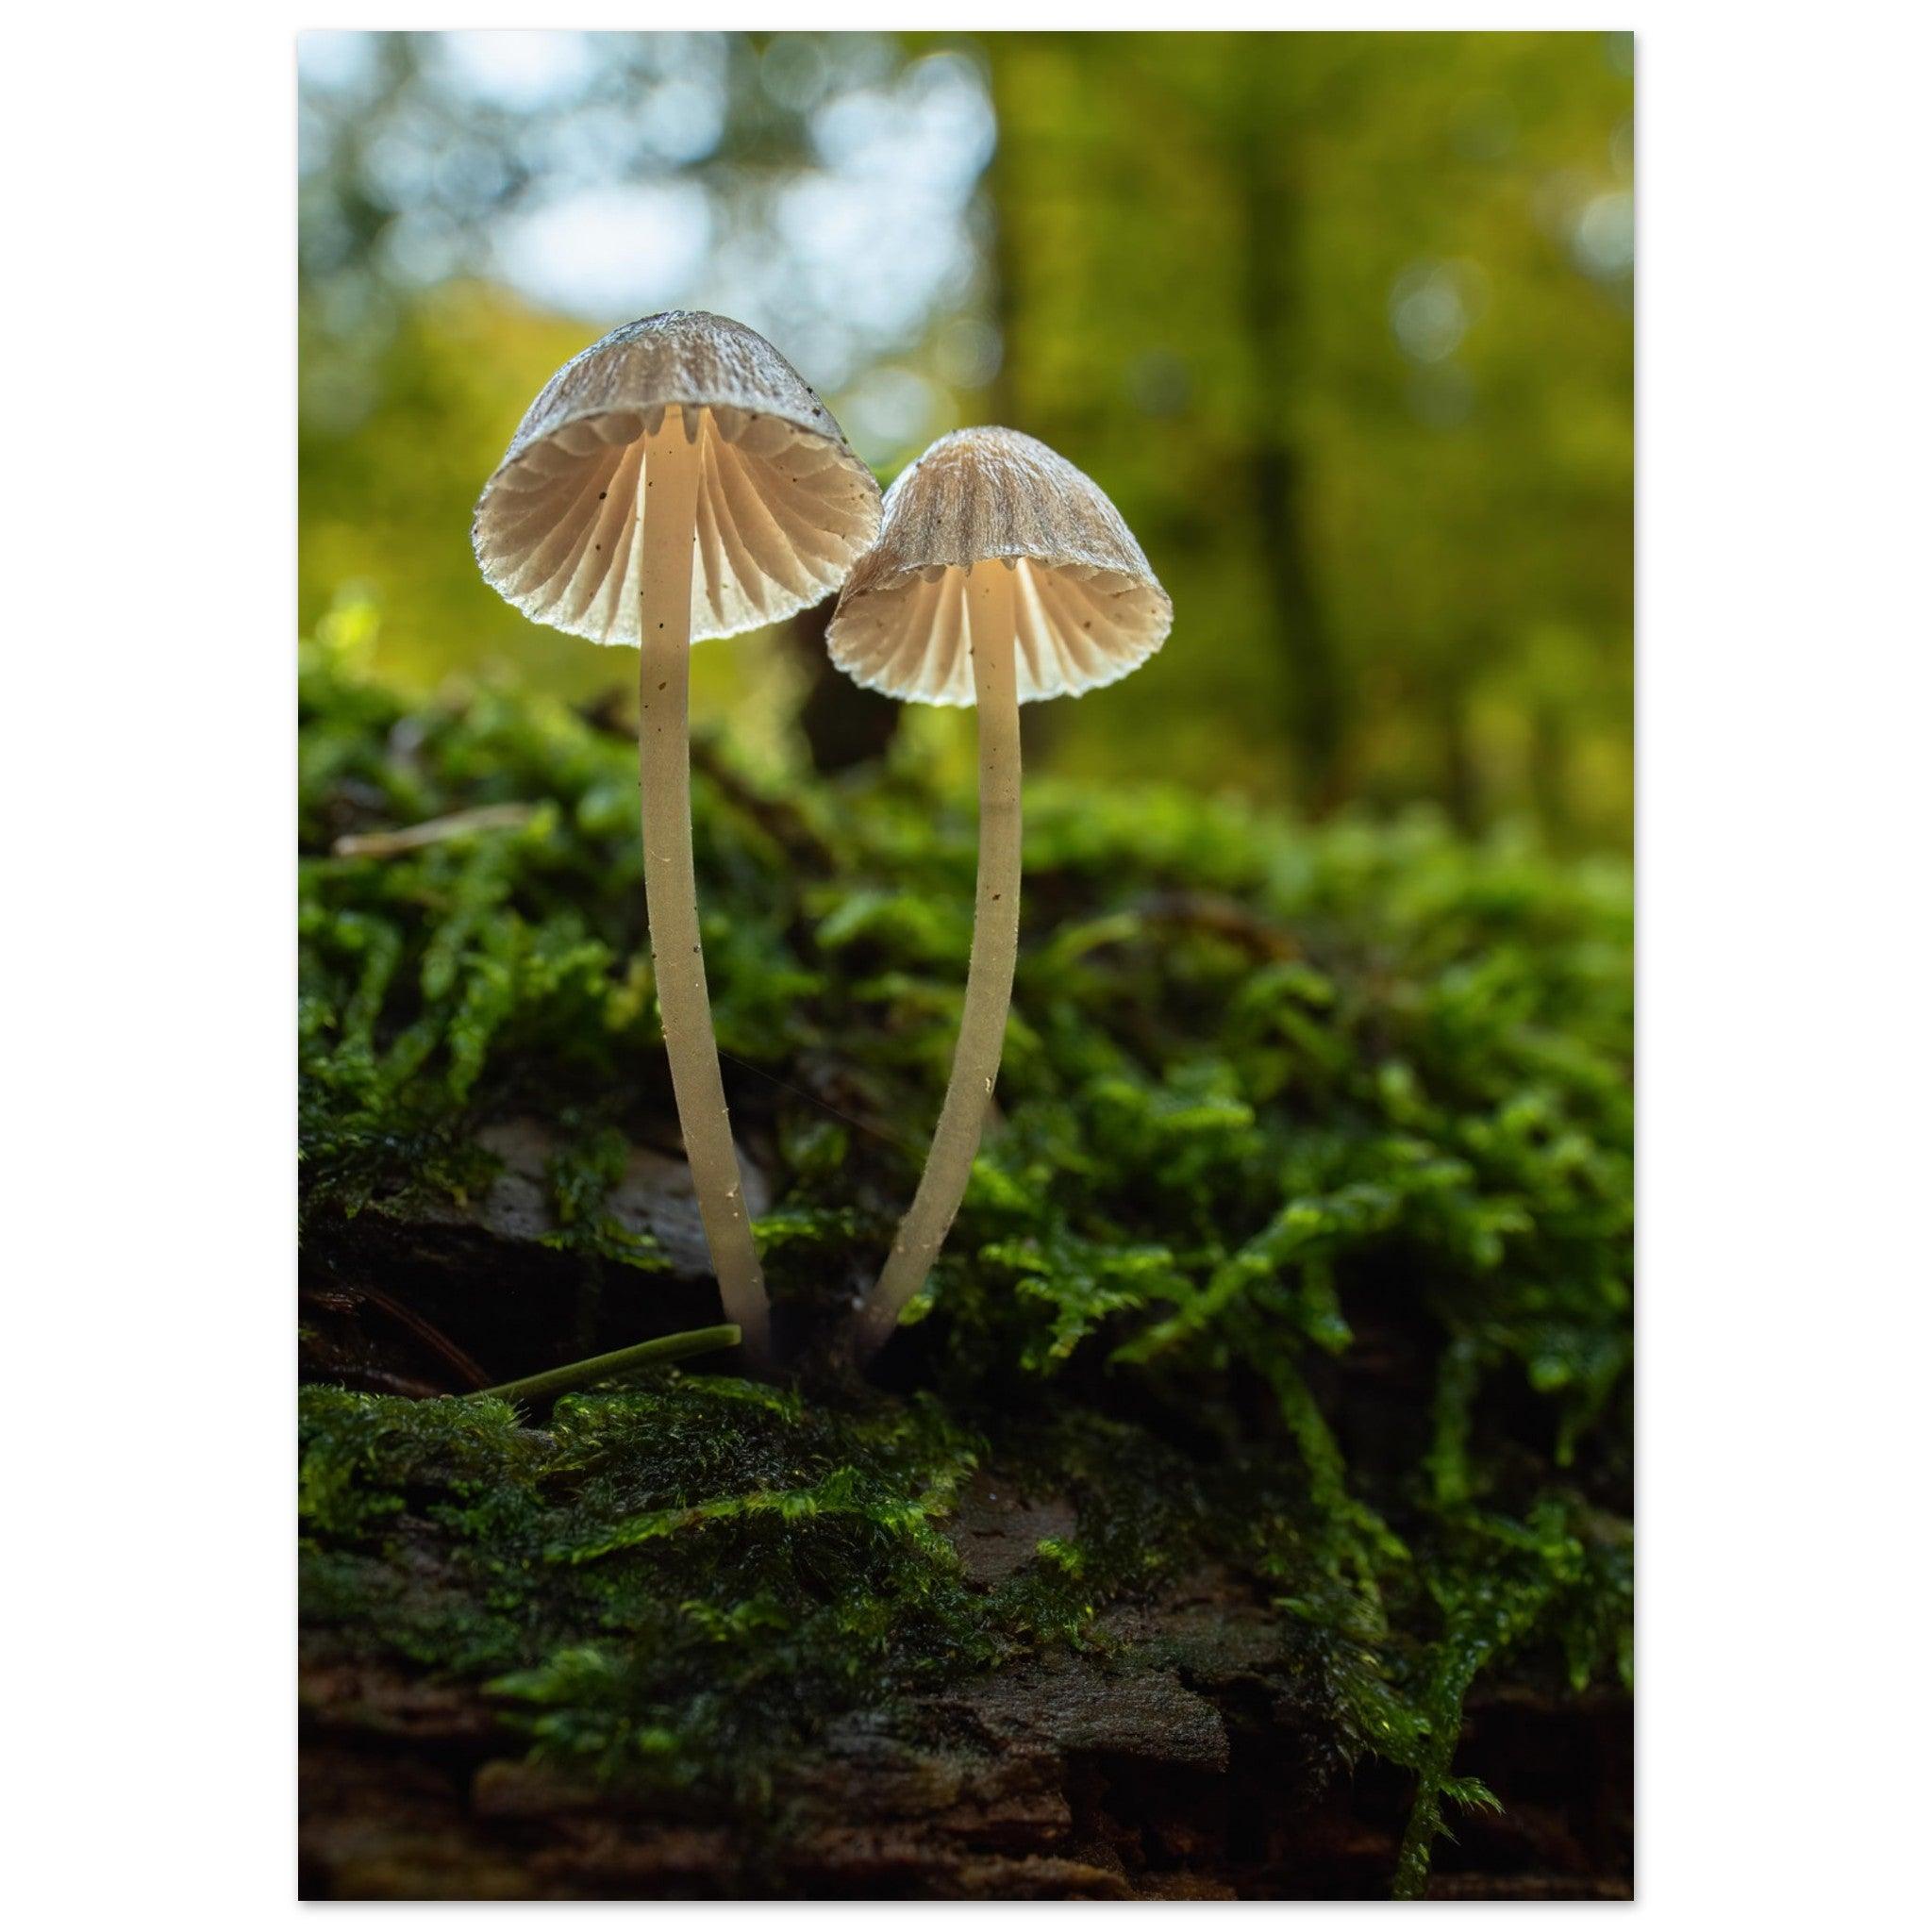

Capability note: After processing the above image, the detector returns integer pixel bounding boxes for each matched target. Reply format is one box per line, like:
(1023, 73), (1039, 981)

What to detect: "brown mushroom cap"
(825, 426), (1172, 707)
(472, 311), (882, 644)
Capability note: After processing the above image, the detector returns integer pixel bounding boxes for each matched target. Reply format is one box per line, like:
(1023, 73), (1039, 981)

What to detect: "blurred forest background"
(299, 30), (1632, 851)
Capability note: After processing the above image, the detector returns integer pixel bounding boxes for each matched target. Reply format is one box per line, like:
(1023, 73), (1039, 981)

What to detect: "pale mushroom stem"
(638, 410), (773, 1368)
(858, 560), (1022, 1360)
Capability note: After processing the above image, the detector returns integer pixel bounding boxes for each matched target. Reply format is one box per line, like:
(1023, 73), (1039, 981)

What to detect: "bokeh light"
(299, 30), (1632, 850)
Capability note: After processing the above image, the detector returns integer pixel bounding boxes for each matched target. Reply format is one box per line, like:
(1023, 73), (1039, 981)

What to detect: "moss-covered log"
(298, 609), (1632, 1899)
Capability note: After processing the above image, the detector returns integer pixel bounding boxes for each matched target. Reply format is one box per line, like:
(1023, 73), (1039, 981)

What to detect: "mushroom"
(473, 312), (882, 1368)
(826, 427), (1173, 1361)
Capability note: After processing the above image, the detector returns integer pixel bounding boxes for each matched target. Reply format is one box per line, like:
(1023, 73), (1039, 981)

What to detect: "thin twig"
(472, 1324), (741, 1409)
(346, 1284), (493, 1391)
(332, 802), (536, 859)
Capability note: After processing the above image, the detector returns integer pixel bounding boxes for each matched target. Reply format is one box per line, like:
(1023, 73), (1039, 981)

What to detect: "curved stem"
(857, 560), (1022, 1361)
(639, 411), (773, 1368)
(475, 1324), (741, 1410)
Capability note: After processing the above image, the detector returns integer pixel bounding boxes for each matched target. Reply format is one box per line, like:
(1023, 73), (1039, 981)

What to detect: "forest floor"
(298, 628), (1632, 1900)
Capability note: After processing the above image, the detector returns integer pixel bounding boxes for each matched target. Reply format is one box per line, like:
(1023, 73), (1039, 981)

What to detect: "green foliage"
(987, 30), (1632, 841)
(299, 1376), (1207, 1792)
(299, 641), (1631, 1892)
(301, 31), (1630, 847)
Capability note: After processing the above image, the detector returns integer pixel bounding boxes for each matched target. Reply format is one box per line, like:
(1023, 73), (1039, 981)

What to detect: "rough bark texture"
(302, 1543), (1627, 1901)
(299, 1158), (1629, 1903)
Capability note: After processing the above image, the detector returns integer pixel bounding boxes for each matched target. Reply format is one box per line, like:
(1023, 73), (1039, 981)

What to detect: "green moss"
(299, 605), (1632, 1892)
(298, 1377), (1207, 1790)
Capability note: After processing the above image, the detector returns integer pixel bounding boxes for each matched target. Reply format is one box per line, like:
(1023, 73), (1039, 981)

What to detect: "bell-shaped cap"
(825, 426), (1171, 707)
(473, 311), (882, 644)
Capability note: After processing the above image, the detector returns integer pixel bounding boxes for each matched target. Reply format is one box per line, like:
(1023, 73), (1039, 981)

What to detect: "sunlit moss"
(299, 637), (1631, 1893)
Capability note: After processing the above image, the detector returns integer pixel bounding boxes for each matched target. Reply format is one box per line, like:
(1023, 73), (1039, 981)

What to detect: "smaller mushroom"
(826, 427), (1173, 1362)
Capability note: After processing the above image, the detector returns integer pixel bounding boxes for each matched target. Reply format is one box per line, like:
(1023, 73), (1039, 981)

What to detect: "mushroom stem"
(638, 410), (773, 1369)
(858, 559), (1022, 1360)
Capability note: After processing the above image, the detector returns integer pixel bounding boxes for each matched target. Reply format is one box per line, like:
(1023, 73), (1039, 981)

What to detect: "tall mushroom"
(826, 427), (1173, 1361)
(473, 312), (881, 1367)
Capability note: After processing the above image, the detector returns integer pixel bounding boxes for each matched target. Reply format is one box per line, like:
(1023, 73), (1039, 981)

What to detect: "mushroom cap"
(825, 426), (1172, 707)
(472, 311), (882, 645)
